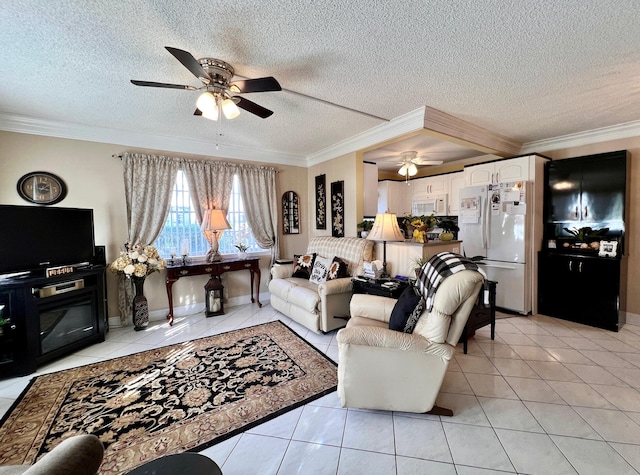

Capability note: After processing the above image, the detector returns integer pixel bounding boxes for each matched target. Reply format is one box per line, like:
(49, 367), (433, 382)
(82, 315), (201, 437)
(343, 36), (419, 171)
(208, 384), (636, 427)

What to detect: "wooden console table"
(165, 258), (262, 325)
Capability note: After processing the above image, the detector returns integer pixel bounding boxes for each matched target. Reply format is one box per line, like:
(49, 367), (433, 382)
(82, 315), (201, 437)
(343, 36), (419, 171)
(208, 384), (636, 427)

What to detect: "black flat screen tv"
(0, 205), (95, 275)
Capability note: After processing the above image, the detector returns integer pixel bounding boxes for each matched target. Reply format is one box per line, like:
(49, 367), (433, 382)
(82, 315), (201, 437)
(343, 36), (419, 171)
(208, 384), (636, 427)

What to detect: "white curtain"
(237, 165), (279, 264)
(118, 153), (179, 325)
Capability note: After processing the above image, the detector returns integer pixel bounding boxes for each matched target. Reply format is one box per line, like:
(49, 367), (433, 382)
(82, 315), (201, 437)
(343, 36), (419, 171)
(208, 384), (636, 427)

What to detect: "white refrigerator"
(458, 181), (531, 314)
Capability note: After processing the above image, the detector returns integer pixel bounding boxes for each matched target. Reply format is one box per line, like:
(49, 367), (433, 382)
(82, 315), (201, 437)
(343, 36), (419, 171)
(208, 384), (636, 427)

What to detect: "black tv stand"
(0, 266), (106, 379)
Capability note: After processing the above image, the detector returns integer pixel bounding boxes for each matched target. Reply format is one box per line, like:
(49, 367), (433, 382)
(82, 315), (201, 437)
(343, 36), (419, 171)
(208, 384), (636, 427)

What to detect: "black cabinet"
(540, 150), (628, 331)
(546, 151), (627, 225)
(0, 267), (106, 378)
(538, 253), (625, 331)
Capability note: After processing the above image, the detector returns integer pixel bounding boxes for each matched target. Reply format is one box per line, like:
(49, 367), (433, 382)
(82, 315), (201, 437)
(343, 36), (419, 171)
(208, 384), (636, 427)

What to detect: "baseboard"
(625, 311), (640, 326)
(108, 291), (271, 328)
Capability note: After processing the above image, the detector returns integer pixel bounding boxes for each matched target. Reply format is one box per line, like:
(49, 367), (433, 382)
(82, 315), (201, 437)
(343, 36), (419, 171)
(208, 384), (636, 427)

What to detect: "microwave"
(413, 195), (447, 216)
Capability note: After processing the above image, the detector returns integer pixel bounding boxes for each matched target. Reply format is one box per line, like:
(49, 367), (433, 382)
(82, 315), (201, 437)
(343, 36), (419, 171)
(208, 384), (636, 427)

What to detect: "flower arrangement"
(400, 214), (436, 243)
(234, 243), (249, 253)
(110, 243), (166, 280)
(400, 214), (437, 231)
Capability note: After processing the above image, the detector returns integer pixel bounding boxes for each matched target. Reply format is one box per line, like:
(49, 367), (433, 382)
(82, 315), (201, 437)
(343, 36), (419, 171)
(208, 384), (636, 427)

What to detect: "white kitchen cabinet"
(464, 155), (532, 186)
(378, 180), (411, 216)
(363, 162), (379, 217)
(412, 174), (448, 200)
(447, 172), (464, 215)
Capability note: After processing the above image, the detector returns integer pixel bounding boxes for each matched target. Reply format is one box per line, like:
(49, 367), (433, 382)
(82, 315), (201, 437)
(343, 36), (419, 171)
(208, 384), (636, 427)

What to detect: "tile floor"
(1, 303), (640, 474)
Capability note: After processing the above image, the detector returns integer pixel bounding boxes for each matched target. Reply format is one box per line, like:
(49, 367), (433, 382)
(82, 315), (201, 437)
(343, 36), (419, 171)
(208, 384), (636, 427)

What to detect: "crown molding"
(306, 107), (427, 166)
(422, 107), (522, 157)
(4, 111), (638, 169)
(0, 112), (304, 166)
(521, 119), (640, 153)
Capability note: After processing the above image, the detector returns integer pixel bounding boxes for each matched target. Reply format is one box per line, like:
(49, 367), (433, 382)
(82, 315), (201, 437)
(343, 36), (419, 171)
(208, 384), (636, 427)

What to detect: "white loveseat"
(269, 236), (374, 333)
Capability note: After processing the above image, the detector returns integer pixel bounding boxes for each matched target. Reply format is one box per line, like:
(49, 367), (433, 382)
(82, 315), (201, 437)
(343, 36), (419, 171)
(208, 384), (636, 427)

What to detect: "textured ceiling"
(1, 1), (639, 167)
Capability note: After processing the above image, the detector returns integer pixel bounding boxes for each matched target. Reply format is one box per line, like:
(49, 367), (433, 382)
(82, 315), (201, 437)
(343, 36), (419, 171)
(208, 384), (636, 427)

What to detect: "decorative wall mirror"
(282, 191), (300, 234)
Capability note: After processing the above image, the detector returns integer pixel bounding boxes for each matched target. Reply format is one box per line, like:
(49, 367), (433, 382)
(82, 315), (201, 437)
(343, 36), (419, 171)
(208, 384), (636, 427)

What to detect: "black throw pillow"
(389, 285), (422, 332)
(292, 253), (316, 279)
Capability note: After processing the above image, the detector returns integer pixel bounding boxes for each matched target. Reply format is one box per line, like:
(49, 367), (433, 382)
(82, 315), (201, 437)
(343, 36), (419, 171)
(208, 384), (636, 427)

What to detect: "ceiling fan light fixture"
(202, 107), (219, 121)
(398, 162), (418, 177)
(221, 98), (240, 119)
(197, 92), (218, 117)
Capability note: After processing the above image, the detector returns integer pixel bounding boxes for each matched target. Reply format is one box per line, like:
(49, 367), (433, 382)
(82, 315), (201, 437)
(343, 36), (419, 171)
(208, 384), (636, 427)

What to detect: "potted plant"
(357, 219), (374, 238)
(0, 315), (10, 336)
(234, 243), (250, 259)
(437, 219), (459, 241)
(410, 256), (428, 277)
(563, 226), (609, 244)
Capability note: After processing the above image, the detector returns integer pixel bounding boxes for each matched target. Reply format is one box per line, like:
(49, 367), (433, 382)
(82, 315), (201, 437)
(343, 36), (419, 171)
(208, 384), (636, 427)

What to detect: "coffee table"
(127, 453), (222, 474)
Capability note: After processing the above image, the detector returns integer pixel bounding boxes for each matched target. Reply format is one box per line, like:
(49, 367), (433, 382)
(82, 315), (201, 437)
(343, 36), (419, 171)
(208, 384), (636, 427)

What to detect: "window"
(154, 171), (260, 258)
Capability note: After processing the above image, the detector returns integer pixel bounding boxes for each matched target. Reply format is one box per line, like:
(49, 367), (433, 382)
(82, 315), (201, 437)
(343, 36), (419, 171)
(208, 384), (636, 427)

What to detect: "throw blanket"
(416, 252), (484, 312)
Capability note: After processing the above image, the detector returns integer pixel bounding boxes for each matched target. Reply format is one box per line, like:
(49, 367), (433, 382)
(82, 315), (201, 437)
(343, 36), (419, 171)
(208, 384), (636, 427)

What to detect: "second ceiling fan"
(130, 46), (282, 120)
(396, 151), (444, 177)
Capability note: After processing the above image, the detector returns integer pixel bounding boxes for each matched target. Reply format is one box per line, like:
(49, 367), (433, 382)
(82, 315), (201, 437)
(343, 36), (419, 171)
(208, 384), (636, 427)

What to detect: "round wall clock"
(17, 171), (67, 205)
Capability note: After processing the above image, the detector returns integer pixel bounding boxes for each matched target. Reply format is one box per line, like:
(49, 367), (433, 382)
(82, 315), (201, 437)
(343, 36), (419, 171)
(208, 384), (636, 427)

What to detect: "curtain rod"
(110, 153), (278, 171)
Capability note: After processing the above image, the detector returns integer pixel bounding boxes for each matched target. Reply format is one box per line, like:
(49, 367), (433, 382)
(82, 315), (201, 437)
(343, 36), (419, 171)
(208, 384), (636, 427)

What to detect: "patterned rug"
(0, 320), (338, 474)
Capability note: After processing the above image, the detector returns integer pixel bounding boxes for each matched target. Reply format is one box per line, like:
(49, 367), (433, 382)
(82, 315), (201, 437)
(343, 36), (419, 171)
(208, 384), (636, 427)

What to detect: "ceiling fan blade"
(194, 108), (202, 116)
(229, 77), (282, 93)
(412, 158), (444, 165)
(165, 46), (210, 83)
(235, 96), (273, 118)
(131, 80), (197, 90)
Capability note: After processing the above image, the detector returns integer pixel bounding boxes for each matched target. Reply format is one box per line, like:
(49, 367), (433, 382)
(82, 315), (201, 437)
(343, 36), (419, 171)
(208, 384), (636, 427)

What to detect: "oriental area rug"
(0, 320), (337, 474)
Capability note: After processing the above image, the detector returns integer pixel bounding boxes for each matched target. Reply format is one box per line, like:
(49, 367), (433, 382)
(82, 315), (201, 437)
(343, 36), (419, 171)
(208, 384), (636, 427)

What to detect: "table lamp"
(201, 209), (232, 262)
(366, 212), (405, 278)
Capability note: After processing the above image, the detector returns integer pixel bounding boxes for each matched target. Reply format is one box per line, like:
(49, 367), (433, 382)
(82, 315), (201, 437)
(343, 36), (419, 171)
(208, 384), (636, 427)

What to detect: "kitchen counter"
(400, 239), (462, 247)
(374, 240), (463, 277)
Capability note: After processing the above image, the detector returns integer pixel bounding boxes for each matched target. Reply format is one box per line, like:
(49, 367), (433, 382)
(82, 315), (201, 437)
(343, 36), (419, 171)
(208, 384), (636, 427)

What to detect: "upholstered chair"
(0, 434), (104, 475)
(337, 269), (484, 414)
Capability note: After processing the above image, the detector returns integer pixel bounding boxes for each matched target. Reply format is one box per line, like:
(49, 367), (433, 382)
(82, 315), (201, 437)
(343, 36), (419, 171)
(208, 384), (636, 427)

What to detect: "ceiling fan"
(396, 151), (444, 177)
(130, 46), (282, 120)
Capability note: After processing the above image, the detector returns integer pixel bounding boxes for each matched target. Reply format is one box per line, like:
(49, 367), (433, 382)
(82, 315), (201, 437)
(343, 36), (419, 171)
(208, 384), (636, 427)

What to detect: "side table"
(127, 453), (222, 475)
(460, 280), (497, 354)
(352, 277), (409, 299)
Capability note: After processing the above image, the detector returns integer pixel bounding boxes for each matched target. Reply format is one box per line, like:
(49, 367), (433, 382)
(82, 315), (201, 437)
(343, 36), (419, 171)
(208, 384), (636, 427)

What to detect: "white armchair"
(337, 270), (484, 414)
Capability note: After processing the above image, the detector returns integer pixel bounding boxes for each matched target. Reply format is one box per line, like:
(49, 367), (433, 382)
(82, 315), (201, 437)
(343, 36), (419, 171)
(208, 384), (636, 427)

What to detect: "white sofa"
(269, 236), (374, 333)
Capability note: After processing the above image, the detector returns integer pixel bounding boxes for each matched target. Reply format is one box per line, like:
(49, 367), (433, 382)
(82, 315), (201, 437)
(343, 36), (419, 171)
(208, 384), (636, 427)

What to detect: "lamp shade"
(197, 92), (218, 120)
(398, 162), (418, 176)
(366, 213), (405, 242)
(221, 98), (240, 119)
(201, 209), (231, 232)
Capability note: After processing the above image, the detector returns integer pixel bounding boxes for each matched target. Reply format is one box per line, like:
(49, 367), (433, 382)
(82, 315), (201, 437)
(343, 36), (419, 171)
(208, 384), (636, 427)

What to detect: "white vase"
(238, 251), (248, 260)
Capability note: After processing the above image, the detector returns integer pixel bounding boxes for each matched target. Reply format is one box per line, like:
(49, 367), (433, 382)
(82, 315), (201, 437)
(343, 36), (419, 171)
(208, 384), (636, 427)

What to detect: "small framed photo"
(598, 240), (618, 258)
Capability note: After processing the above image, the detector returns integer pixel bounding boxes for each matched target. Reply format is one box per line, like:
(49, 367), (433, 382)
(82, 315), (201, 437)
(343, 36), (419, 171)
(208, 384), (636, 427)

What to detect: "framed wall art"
(315, 174), (326, 229)
(282, 191), (300, 234)
(331, 180), (344, 237)
(598, 240), (618, 258)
